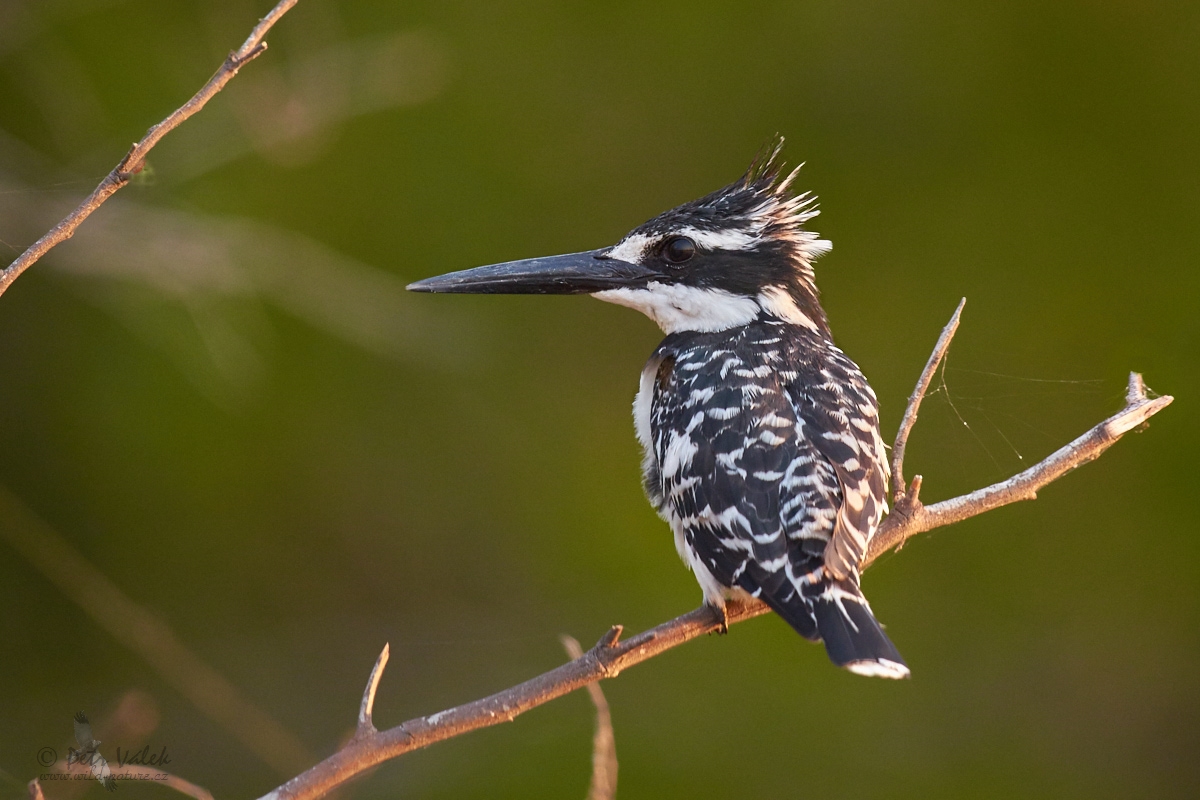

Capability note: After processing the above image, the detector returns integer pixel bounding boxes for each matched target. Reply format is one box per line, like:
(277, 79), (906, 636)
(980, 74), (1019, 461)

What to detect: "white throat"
(593, 283), (758, 334)
(592, 282), (817, 334)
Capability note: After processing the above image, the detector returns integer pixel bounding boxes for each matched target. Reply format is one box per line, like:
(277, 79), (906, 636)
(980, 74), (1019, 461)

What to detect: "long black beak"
(406, 249), (654, 294)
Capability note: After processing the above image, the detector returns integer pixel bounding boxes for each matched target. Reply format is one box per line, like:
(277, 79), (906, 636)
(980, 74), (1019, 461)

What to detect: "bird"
(409, 138), (908, 678)
(69, 711), (116, 790)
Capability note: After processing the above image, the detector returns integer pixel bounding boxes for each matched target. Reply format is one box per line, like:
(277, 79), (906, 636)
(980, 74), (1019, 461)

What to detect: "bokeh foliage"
(0, 0), (1196, 797)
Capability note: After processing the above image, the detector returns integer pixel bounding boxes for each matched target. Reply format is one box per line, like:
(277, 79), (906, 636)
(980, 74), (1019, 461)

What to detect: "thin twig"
(866, 371), (1172, 562)
(356, 645), (390, 738)
(251, 325), (1170, 800)
(0, 0), (299, 299)
(256, 609), (769, 800)
(891, 298), (966, 504)
(562, 636), (618, 800)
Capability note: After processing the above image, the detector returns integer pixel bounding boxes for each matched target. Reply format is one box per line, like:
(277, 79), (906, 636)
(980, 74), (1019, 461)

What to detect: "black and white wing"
(92, 753), (117, 791)
(646, 342), (826, 638)
(73, 711), (96, 749)
(644, 327), (906, 677)
(788, 345), (891, 584)
(785, 346), (906, 677)
(71, 712), (116, 790)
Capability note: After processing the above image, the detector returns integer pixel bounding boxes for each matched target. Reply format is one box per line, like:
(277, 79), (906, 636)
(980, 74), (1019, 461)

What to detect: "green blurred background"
(0, 0), (1196, 797)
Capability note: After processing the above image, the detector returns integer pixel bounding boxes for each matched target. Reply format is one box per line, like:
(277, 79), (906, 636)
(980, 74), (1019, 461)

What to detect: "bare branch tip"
(1127, 372), (1146, 404)
(907, 475), (923, 506)
(247, 41), (270, 59)
(1123, 372), (1173, 413)
(599, 625), (623, 649)
(356, 643), (390, 737)
(229, 42), (268, 69)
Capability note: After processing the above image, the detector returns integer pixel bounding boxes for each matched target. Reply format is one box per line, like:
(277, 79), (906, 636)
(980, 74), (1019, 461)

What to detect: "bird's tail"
(751, 575), (910, 679)
(811, 580), (909, 679)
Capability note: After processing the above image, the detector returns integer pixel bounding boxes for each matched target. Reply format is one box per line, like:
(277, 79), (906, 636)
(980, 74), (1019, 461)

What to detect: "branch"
(251, 307), (1171, 800)
(258, 613), (772, 800)
(562, 635), (618, 800)
(891, 298), (965, 504)
(866, 371), (1172, 563)
(0, 0), (299, 299)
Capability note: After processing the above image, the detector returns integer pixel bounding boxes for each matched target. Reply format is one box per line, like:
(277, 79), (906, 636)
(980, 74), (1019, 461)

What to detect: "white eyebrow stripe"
(607, 232), (655, 263)
(674, 226), (760, 251)
(607, 226), (761, 266)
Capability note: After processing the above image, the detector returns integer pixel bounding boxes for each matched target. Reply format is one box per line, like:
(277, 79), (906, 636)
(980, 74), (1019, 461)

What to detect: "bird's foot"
(712, 604), (730, 635)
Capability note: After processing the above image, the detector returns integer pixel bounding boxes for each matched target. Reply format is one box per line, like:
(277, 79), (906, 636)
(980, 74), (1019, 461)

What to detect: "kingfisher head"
(408, 138), (833, 336)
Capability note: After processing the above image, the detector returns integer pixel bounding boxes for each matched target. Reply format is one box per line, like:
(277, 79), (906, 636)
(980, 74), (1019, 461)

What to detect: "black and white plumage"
(69, 711), (117, 790)
(410, 138), (908, 678)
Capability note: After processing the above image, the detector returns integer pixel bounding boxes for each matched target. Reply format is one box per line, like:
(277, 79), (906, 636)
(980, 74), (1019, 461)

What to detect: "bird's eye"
(662, 236), (696, 265)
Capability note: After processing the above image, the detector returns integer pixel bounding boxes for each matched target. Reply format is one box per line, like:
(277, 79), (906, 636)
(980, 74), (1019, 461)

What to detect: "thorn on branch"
(893, 475), (923, 515)
(356, 644), (390, 739)
(908, 475), (923, 507)
(889, 476), (924, 553)
(598, 625), (623, 649)
(230, 42), (269, 69)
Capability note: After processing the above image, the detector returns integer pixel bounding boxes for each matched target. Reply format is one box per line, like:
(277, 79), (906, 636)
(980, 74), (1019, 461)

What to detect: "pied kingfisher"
(409, 139), (908, 678)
